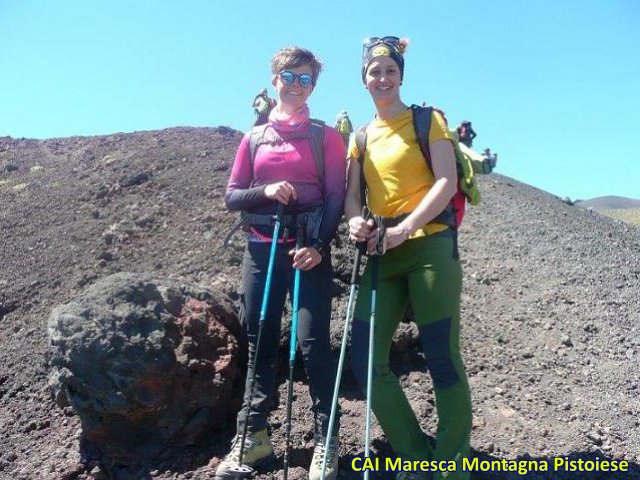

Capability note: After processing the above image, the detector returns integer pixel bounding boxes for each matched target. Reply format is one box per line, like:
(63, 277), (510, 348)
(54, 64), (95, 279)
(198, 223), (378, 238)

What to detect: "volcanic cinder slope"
(1, 128), (639, 480)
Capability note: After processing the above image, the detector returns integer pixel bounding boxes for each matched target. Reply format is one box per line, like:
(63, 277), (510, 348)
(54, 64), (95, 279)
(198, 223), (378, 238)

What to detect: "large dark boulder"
(47, 272), (243, 467)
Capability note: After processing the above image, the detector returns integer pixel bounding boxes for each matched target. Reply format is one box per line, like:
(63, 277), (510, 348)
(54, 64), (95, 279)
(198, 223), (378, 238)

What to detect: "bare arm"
(344, 158), (362, 220)
(344, 157), (376, 243)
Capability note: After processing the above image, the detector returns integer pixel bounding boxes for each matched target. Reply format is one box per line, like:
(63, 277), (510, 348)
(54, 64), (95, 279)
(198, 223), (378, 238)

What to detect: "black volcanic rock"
(48, 272), (243, 469)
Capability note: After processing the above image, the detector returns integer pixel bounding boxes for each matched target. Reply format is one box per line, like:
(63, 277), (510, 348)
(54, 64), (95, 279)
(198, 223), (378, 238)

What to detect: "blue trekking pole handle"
(289, 273), (301, 363)
(259, 203), (285, 322)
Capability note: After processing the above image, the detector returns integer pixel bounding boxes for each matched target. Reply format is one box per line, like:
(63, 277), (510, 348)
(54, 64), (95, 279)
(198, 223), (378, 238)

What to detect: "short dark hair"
(271, 47), (323, 85)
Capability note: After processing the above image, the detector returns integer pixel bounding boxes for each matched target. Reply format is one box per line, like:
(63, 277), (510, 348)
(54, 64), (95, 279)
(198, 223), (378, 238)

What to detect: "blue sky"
(1, 0), (639, 200)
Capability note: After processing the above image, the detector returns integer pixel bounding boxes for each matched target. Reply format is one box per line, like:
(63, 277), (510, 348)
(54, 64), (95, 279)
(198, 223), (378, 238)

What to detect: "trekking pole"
(320, 206), (368, 480)
(232, 203), (285, 478)
(364, 213), (383, 480)
(283, 218), (305, 480)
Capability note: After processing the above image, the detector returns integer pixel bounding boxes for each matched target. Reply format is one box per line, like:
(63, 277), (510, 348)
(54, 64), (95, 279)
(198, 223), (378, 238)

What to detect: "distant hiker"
(483, 147), (498, 169)
(346, 36), (472, 479)
(457, 120), (476, 148)
(473, 147), (497, 173)
(216, 46), (346, 480)
(334, 110), (353, 152)
(252, 88), (275, 126)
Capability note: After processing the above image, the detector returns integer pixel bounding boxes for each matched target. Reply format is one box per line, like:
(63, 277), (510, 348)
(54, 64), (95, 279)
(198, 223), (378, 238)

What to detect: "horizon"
(1, 0), (639, 201)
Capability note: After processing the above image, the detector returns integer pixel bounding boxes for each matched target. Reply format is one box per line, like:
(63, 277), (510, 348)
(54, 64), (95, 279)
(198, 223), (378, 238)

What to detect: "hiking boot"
(214, 429), (274, 479)
(308, 435), (339, 480)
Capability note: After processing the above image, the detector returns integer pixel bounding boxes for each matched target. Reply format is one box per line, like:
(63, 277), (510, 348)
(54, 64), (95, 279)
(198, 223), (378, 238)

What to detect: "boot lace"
(312, 439), (337, 470)
(227, 435), (259, 462)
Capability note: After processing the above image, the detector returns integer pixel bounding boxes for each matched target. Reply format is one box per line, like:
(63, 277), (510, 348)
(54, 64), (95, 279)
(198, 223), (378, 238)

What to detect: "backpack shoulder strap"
(308, 118), (325, 186)
(252, 121), (325, 187)
(354, 122), (369, 207)
(413, 104), (460, 228)
(411, 104), (434, 173)
(355, 124), (369, 166)
(248, 125), (270, 186)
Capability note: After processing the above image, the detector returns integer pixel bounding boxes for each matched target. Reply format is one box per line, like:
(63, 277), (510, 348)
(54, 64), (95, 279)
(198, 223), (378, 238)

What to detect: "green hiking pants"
(350, 232), (471, 479)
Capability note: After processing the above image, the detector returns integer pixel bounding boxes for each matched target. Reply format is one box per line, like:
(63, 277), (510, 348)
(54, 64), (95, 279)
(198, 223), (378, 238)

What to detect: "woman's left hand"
(289, 246), (322, 271)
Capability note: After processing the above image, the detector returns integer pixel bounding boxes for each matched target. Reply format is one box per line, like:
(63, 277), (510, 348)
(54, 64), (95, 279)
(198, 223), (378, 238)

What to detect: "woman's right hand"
(264, 181), (297, 205)
(348, 216), (375, 243)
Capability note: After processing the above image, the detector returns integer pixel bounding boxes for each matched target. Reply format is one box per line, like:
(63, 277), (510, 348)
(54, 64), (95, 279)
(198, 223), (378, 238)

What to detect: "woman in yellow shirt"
(344, 36), (472, 480)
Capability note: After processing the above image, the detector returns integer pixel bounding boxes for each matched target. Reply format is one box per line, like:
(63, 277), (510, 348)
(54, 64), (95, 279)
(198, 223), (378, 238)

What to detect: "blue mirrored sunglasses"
(363, 36), (400, 54)
(279, 70), (313, 88)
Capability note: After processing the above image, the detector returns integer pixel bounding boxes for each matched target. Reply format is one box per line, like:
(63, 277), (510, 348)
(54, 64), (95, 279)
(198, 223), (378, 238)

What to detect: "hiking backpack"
(220, 119), (327, 247)
(248, 119), (325, 185)
(354, 105), (481, 228)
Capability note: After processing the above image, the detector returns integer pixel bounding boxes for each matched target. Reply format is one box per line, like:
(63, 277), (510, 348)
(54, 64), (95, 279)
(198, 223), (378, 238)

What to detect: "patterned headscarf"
(361, 37), (405, 83)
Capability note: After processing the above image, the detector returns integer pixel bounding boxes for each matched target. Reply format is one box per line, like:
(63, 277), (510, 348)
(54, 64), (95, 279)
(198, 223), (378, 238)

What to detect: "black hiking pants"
(236, 240), (339, 440)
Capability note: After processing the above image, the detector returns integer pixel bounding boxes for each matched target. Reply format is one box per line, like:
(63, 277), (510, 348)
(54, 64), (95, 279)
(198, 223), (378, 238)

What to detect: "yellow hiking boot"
(214, 429), (274, 479)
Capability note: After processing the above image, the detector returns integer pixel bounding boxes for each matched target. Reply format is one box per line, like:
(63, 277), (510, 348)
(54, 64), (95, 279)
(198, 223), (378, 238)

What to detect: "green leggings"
(350, 233), (471, 479)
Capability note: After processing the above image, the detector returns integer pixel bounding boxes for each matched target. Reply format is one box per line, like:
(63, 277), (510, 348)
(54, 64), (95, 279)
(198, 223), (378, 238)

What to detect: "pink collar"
(268, 104), (310, 133)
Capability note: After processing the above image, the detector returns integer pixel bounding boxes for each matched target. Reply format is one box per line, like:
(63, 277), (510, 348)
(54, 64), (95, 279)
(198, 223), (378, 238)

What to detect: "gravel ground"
(1, 128), (639, 480)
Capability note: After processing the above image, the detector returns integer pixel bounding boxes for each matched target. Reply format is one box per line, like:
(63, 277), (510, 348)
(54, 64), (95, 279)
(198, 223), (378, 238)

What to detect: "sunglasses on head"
(363, 36), (400, 53)
(279, 70), (313, 88)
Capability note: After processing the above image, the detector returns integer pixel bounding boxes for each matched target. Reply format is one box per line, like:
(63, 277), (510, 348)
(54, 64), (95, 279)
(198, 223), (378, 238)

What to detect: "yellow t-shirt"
(348, 108), (454, 237)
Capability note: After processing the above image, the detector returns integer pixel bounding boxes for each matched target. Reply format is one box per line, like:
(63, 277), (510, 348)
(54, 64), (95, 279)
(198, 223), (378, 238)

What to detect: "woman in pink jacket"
(215, 46), (346, 480)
